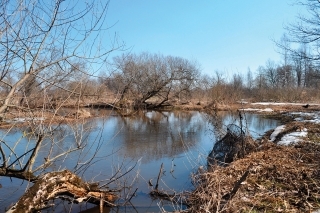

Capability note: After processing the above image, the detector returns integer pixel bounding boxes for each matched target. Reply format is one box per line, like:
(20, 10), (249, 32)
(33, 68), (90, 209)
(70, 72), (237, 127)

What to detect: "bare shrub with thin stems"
(0, 0), (138, 212)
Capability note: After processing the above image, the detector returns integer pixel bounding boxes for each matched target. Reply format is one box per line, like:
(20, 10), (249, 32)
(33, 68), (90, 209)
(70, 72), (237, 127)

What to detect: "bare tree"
(263, 60), (278, 88)
(111, 52), (200, 110)
(277, 1), (320, 83)
(231, 73), (243, 90)
(279, 33), (291, 66)
(246, 68), (254, 90)
(283, 0), (320, 59)
(194, 74), (214, 104)
(208, 71), (227, 103)
(0, 0), (122, 116)
(0, 0), (126, 212)
(276, 64), (294, 88)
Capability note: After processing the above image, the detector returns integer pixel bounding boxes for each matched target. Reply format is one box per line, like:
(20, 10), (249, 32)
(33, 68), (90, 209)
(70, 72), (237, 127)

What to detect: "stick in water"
(155, 163), (164, 190)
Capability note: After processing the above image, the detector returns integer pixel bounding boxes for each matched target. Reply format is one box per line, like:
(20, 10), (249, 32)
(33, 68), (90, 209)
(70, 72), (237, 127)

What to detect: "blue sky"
(105, 0), (303, 77)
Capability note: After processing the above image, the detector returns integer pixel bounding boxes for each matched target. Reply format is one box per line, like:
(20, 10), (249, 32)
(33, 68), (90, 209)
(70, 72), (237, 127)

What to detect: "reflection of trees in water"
(115, 111), (206, 163)
(206, 111), (280, 140)
(243, 113), (279, 138)
(25, 119), (99, 175)
(205, 111), (237, 140)
(10, 111), (278, 174)
(206, 111), (280, 166)
(0, 115), (115, 211)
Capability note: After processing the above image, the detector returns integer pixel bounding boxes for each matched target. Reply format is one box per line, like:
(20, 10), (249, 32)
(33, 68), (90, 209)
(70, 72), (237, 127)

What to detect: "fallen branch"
(6, 170), (118, 213)
(222, 164), (252, 201)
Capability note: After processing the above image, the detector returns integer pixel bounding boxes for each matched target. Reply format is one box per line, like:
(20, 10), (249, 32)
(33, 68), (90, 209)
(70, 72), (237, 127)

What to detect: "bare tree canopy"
(270, 0), (320, 91)
(0, 0), (121, 116)
(111, 52), (200, 109)
(0, 0), (126, 212)
(279, 0), (320, 61)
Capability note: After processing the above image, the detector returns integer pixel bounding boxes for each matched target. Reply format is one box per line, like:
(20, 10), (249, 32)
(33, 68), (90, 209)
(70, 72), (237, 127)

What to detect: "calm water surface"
(0, 110), (280, 212)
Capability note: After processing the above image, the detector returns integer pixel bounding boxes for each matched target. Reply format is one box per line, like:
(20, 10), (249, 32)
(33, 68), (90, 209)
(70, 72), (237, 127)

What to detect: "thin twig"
(155, 162), (164, 191)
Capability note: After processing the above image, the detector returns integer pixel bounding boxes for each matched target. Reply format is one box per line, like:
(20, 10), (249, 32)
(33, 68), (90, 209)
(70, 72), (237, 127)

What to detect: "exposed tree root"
(6, 170), (117, 213)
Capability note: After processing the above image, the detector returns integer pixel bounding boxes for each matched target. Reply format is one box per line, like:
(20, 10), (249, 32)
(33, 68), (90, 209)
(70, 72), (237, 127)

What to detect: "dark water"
(0, 110), (279, 212)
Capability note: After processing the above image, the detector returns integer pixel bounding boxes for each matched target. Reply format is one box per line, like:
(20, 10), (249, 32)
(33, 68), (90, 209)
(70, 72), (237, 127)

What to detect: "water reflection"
(0, 110), (280, 212)
(112, 111), (206, 163)
(206, 111), (280, 139)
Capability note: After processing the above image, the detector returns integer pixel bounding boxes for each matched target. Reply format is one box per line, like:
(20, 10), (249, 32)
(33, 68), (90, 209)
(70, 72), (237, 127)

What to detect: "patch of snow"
(270, 124), (308, 145)
(237, 100), (248, 104)
(306, 119), (320, 124)
(251, 102), (320, 107)
(288, 111), (320, 124)
(290, 112), (315, 116)
(7, 117), (45, 123)
(259, 108), (273, 112)
(252, 102), (303, 106)
(270, 125), (286, 142)
(241, 108), (273, 112)
(241, 108), (260, 111)
(277, 129), (308, 146)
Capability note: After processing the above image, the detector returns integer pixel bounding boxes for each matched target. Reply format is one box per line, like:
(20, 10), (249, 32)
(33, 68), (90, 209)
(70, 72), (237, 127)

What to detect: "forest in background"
(1, 34), (320, 113)
(1, 1), (320, 114)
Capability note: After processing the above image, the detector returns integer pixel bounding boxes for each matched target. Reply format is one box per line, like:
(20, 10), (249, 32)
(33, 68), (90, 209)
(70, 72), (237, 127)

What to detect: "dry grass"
(0, 107), (104, 128)
(187, 140), (320, 212)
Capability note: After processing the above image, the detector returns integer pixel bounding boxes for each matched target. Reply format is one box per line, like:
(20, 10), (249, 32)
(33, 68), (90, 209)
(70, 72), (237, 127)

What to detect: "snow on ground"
(241, 105), (318, 145)
(270, 125), (286, 142)
(270, 124), (308, 145)
(4, 117), (46, 123)
(251, 102), (308, 106)
(269, 111), (320, 145)
(277, 128), (308, 145)
(241, 108), (273, 112)
(259, 108), (274, 112)
(289, 111), (320, 124)
(241, 108), (260, 112)
(290, 112), (316, 117)
(237, 100), (249, 104)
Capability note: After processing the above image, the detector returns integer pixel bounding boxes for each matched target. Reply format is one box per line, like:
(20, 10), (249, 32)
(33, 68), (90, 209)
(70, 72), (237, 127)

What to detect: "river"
(0, 110), (280, 212)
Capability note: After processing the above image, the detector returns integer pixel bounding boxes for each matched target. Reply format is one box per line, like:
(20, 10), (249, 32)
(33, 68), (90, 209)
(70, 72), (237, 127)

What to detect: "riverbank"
(2, 100), (319, 128)
(184, 110), (320, 212)
(1, 102), (319, 212)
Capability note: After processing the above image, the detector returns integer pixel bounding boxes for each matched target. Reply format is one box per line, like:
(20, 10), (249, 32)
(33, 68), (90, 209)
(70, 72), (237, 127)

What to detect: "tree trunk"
(6, 170), (117, 213)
